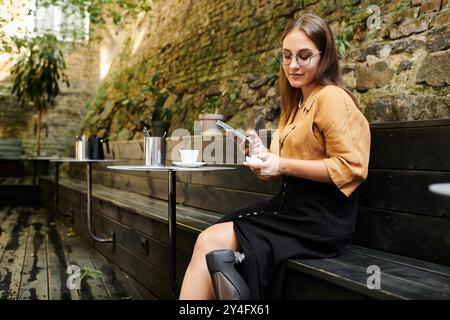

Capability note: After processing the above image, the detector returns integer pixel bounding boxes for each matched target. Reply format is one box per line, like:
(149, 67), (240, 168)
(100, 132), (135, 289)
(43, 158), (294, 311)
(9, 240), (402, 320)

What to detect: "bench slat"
(370, 124), (450, 171)
(353, 207), (450, 266)
(360, 169), (450, 218)
(288, 253), (450, 300)
(345, 244), (450, 279)
(93, 165), (282, 195)
(53, 177), (219, 232)
(336, 250), (450, 292)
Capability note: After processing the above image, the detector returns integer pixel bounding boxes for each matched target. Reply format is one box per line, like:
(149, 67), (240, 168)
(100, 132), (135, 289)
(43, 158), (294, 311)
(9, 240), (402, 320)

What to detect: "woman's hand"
(233, 129), (268, 156)
(244, 152), (284, 181)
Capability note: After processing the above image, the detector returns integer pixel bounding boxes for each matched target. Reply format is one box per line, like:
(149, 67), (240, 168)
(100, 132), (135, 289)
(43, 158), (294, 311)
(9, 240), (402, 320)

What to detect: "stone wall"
(80, 0), (449, 142)
(2, 0), (449, 153)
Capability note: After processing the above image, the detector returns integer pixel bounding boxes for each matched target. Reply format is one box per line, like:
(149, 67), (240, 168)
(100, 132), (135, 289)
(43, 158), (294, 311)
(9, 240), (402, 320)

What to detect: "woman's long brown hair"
(278, 13), (359, 131)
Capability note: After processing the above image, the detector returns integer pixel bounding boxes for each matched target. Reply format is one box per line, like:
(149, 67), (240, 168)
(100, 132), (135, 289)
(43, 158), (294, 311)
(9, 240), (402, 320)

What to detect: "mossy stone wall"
(66, 0), (450, 141)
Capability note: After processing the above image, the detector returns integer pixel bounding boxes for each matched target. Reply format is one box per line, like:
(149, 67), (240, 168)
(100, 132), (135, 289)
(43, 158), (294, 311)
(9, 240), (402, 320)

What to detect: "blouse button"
(238, 215), (243, 218)
(253, 212), (258, 215)
(246, 213), (251, 217)
(273, 211), (278, 215)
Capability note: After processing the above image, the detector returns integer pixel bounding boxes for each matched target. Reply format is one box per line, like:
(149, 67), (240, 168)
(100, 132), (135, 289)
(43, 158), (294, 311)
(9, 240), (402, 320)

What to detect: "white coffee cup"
(179, 149), (199, 163)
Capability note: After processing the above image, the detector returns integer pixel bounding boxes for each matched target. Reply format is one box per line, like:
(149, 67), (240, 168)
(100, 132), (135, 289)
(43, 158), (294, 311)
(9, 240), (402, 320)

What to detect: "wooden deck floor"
(0, 207), (153, 300)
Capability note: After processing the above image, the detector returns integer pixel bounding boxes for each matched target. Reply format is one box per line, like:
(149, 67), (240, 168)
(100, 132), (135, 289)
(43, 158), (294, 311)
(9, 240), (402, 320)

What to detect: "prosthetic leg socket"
(205, 249), (250, 300)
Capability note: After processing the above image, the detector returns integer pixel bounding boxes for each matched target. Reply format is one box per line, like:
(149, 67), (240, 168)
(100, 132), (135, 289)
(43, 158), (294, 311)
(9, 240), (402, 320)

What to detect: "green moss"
(336, 26), (354, 57)
(91, 85), (108, 110)
(227, 110), (247, 129)
(117, 36), (132, 60)
(265, 56), (280, 85)
(396, 0), (410, 14)
(112, 77), (129, 92)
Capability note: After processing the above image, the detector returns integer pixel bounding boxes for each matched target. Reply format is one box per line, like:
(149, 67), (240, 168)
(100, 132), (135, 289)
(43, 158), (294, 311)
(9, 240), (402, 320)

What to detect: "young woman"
(179, 13), (371, 300)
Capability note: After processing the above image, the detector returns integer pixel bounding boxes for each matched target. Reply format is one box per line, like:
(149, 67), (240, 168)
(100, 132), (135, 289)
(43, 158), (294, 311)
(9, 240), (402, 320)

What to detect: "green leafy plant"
(265, 56), (281, 85)
(121, 98), (138, 109)
(10, 34), (69, 156)
(80, 266), (103, 281)
(201, 95), (221, 114)
(335, 28), (353, 58)
(144, 71), (173, 123)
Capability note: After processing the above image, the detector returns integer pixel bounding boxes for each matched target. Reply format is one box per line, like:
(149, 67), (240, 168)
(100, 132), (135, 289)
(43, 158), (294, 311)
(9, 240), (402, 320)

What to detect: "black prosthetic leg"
(205, 250), (250, 300)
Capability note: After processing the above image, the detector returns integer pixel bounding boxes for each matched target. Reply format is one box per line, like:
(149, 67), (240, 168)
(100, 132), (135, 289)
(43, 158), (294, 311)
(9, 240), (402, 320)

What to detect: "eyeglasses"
(280, 51), (322, 67)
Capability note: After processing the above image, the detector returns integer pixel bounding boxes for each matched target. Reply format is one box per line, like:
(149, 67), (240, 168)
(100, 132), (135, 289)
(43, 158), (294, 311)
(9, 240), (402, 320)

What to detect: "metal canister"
(144, 137), (165, 166)
(75, 140), (87, 160)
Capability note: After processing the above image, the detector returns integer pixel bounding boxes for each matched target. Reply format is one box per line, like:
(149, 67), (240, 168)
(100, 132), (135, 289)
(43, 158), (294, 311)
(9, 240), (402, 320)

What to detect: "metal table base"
(51, 159), (123, 248)
(108, 165), (236, 297)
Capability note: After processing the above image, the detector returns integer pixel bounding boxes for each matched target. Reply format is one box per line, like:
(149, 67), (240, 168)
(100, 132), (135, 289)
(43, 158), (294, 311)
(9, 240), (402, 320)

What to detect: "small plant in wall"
(143, 70), (173, 137)
(199, 95), (224, 133)
(335, 27), (353, 58)
(265, 55), (281, 86)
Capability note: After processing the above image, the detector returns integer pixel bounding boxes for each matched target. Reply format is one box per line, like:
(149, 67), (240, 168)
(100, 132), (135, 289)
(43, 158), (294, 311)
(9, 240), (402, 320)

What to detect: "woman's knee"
(194, 222), (238, 255)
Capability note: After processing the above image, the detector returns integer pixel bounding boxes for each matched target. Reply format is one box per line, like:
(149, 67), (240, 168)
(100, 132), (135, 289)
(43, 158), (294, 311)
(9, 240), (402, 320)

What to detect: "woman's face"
(282, 29), (321, 88)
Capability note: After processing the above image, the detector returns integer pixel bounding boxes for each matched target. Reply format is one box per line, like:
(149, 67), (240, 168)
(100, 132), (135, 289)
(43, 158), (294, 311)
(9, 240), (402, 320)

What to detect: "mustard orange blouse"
(269, 85), (371, 197)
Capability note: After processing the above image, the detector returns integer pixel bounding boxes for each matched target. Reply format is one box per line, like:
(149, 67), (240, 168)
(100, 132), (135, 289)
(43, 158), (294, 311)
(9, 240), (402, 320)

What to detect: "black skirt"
(215, 175), (360, 300)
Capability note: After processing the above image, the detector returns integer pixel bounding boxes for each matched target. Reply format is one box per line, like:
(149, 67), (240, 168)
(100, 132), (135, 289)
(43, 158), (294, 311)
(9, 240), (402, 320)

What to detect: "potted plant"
(144, 71), (172, 137)
(151, 97), (172, 137)
(199, 95), (224, 133)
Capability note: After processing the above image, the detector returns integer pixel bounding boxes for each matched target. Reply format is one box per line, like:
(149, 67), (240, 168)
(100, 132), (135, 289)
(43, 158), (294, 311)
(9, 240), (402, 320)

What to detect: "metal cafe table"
(27, 156), (61, 186)
(107, 164), (236, 297)
(50, 158), (124, 246)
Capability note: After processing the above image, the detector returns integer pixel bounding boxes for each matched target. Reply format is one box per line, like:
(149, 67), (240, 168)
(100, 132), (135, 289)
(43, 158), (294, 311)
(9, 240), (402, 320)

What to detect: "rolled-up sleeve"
(314, 87), (371, 197)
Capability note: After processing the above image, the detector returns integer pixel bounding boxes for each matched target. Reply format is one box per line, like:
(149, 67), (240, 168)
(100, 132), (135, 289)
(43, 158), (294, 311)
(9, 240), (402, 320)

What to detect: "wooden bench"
(0, 139), (23, 159)
(0, 139), (40, 206)
(285, 119), (450, 299)
(40, 165), (274, 299)
(40, 119), (450, 299)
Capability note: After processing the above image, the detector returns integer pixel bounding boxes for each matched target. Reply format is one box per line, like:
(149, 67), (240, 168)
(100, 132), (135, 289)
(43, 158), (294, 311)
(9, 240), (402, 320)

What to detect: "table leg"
(86, 162), (115, 247)
(54, 162), (59, 214)
(168, 170), (179, 297)
(33, 160), (38, 186)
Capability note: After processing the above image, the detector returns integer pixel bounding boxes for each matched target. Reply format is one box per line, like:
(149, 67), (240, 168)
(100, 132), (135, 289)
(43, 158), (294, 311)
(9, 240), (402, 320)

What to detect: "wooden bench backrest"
(354, 119), (450, 266)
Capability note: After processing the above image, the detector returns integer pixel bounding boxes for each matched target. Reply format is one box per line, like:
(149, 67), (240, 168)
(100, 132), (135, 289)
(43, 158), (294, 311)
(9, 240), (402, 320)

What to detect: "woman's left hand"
(244, 152), (284, 180)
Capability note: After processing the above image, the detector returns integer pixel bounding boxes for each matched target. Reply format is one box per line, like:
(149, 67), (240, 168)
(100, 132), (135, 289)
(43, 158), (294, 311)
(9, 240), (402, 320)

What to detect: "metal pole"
(54, 162), (59, 214)
(33, 160), (38, 186)
(86, 162), (114, 245)
(168, 170), (179, 297)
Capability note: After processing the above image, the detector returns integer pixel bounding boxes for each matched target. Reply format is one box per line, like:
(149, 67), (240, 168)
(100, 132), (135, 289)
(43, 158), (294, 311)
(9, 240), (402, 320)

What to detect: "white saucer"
(173, 161), (206, 168)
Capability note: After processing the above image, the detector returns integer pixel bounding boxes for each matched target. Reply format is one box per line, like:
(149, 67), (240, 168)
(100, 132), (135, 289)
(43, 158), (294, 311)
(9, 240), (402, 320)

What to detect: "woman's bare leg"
(179, 221), (240, 300)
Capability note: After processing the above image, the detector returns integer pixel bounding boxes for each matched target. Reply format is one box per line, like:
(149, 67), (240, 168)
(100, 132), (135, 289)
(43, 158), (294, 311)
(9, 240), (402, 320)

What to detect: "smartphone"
(216, 120), (255, 145)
